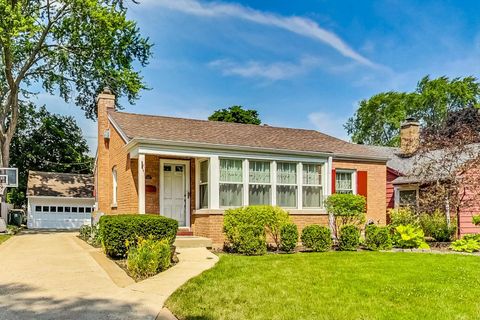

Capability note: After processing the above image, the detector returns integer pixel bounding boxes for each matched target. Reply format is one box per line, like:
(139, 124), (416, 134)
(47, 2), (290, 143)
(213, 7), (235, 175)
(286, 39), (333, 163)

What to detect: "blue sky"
(38, 0), (480, 153)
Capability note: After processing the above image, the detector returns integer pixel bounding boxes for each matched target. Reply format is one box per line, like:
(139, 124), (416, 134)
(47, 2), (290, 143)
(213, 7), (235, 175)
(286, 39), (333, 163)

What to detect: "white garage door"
(28, 200), (93, 229)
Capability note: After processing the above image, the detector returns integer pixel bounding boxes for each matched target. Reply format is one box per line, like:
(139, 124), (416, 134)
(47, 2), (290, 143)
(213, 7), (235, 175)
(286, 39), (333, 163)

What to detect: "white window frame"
(199, 159), (209, 209)
(112, 166), (118, 207)
(275, 161), (298, 209)
(335, 169), (357, 194)
(302, 163), (325, 209)
(219, 158), (244, 208)
(248, 160), (272, 206)
(394, 185), (419, 209)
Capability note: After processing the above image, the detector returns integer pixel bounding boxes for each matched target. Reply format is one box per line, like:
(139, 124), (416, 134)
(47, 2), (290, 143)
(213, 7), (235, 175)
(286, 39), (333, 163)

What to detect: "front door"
(161, 162), (188, 227)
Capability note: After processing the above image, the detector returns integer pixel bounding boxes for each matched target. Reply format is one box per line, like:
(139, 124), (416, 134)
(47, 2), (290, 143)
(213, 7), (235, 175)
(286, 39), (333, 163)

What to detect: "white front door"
(161, 162), (189, 227)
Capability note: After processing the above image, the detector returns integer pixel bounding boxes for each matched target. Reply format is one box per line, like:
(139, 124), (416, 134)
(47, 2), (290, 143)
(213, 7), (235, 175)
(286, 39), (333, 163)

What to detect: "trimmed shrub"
(99, 214), (178, 258)
(79, 225), (92, 241)
(223, 206), (290, 255)
(301, 225), (332, 252)
(365, 224), (392, 251)
(419, 211), (456, 242)
(338, 224), (360, 251)
(394, 224), (429, 249)
(280, 223), (298, 253)
(389, 208), (418, 229)
(127, 238), (171, 280)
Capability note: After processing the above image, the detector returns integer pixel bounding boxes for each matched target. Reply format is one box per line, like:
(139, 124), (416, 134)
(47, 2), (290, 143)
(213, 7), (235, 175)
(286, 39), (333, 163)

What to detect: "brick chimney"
(95, 87), (115, 213)
(400, 117), (420, 155)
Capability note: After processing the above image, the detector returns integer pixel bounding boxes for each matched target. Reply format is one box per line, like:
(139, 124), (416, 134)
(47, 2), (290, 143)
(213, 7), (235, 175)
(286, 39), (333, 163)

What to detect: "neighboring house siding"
(386, 169), (398, 210)
(333, 160), (387, 225)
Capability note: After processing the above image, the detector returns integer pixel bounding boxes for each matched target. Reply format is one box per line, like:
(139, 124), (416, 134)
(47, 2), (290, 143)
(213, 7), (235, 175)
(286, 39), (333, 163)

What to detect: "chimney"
(400, 117), (420, 155)
(95, 87), (115, 213)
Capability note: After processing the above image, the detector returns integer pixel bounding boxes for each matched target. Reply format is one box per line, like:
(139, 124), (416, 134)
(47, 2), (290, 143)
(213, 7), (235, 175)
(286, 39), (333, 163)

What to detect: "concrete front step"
(174, 236), (212, 249)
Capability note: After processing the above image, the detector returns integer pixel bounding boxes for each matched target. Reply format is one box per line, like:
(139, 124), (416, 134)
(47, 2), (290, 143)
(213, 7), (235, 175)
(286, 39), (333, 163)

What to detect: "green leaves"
(209, 106), (261, 125)
(345, 76), (480, 146)
(394, 224), (430, 249)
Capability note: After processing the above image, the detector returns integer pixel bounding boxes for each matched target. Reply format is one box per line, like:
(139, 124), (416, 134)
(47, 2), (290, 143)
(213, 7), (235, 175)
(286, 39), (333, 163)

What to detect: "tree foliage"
(345, 76), (480, 146)
(0, 0), (152, 166)
(208, 106), (261, 125)
(7, 104), (93, 207)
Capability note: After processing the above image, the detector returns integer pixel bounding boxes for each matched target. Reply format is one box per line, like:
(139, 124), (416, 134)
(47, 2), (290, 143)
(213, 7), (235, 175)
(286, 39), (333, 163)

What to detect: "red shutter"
(357, 171), (368, 198)
(331, 169), (336, 194)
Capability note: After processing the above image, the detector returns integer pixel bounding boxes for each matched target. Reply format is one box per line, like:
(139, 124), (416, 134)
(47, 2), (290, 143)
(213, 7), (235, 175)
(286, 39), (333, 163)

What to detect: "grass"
(0, 234), (11, 245)
(166, 252), (480, 320)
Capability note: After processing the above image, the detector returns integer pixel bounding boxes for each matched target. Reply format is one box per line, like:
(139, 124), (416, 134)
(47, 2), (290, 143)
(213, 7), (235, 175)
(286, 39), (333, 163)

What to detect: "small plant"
(365, 224), (392, 251)
(450, 238), (480, 253)
(394, 225), (430, 249)
(79, 225), (92, 241)
(280, 223), (298, 253)
(389, 208), (419, 229)
(419, 211), (456, 242)
(325, 194), (366, 236)
(463, 234), (480, 241)
(301, 225), (332, 252)
(127, 237), (171, 280)
(338, 224), (360, 251)
(473, 215), (480, 226)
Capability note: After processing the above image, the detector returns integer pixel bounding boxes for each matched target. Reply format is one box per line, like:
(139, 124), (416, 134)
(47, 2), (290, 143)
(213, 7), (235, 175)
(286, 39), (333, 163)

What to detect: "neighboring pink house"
(368, 119), (480, 236)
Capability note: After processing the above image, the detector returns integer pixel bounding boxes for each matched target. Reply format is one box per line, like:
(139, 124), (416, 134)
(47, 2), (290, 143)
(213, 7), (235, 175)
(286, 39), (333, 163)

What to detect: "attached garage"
(27, 171), (94, 229)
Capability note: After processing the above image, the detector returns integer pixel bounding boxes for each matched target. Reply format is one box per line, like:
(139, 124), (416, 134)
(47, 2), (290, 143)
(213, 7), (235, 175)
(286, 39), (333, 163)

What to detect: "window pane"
(85, 207), (92, 213)
(72, 207), (78, 213)
(42, 206), (49, 212)
(277, 162), (296, 184)
(220, 159), (243, 183)
(35, 206), (41, 212)
(303, 164), (323, 185)
(399, 190), (417, 207)
(220, 184), (243, 207)
(303, 186), (323, 208)
(249, 185), (271, 205)
(249, 161), (270, 183)
(57, 206), (64, 213)
(200, 184), (208, 209)
(65, 207), (71, 213)
(50, 206), (57, 212)
(336, 172), (353, 193)
(200, 161), (209, 184)
(79, 207), (85, 213)
(277, 185), (297, 207)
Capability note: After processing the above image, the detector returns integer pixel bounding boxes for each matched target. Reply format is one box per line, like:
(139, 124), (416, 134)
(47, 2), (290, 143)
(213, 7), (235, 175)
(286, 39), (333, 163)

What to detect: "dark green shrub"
(365, 224), (392, 251)
(419, 211), (456, 242)
(301, 225), (332, 252)
(472, 215), (480, 226)
(463, 234), (480, 241)
(79, 225), (92, 241)
(338, 224), (360, 251)
(99, 214), (178, 258)
(127, 238), (171, 280)
(280, 223), (298, 253)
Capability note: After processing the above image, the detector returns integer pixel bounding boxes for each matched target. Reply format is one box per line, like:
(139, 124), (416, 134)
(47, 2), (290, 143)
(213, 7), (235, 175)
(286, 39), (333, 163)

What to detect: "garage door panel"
(28, 201), (93, 229)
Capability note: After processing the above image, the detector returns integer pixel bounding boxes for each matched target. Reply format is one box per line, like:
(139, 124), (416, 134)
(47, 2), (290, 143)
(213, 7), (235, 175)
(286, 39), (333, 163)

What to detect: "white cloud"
(208, 56), (322, 80)
(141, 0), (377, 67)
(308, 111), (349, 141)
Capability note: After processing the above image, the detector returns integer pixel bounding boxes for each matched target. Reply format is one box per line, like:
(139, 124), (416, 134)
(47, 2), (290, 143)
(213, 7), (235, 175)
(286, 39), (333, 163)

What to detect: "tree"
(345, 76), (480, 146)
(0, 0), (152, 167)
(208, 106), (261, 125)
(7, 104), (93, 207)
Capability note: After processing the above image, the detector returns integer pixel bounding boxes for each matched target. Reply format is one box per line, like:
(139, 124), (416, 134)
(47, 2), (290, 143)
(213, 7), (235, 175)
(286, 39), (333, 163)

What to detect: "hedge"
(338, 224), (360, 251)
(301, 225), (332, 252)
(99, 214), (178, 258)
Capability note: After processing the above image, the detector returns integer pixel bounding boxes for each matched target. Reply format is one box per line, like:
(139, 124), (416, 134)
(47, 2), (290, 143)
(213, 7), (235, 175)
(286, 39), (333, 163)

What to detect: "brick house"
(367, 119), (480, 236)
(94, 88), (388, 245)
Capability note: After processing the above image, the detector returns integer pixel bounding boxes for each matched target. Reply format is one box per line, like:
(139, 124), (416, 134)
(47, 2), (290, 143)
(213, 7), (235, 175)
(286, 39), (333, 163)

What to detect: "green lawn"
(166, 252), (480, 320)
(0, 234), (11, 245)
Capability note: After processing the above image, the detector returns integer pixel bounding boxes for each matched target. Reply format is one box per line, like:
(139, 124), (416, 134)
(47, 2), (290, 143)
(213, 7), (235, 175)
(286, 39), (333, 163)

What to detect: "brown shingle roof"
(109, 111), (386, 160)
(27, 171), (94, 198)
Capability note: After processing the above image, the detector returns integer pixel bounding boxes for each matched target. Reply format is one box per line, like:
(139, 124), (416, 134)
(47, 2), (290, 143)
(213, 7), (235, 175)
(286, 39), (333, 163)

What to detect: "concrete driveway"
(0, 232), (218, 320)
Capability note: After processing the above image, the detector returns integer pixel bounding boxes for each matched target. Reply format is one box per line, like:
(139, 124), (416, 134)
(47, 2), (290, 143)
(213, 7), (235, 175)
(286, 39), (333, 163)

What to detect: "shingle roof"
(109, 111), (387, 160)
(27, 171), (94, 198)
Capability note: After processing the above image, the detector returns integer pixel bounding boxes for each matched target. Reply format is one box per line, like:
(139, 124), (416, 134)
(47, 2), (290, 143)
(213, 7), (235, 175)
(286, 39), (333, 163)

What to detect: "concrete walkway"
(0, 232), (218, 320)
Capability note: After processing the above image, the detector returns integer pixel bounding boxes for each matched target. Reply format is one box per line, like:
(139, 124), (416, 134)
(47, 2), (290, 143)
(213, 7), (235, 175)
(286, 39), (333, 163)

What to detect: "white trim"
(242, 159), (249, 207)
(112, 166), (118, 207)
(108, 114), (130, 143)
(297, 162), (303, 210)
(27, 196), (96, 200)
(271, 161), (277, 206)
(209, 156), (220, 209)
(159, 159), (191, 227)
(138, 154), (145, 214)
